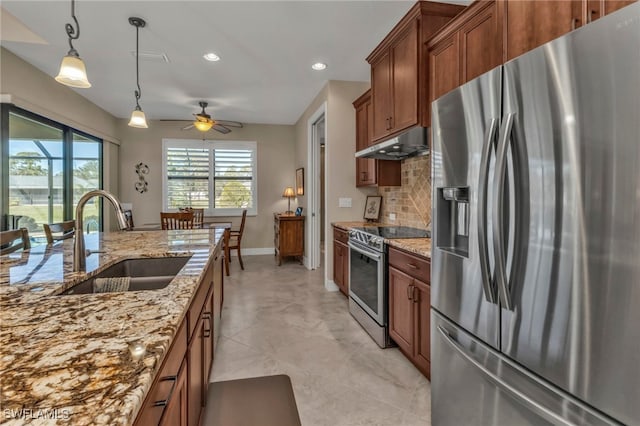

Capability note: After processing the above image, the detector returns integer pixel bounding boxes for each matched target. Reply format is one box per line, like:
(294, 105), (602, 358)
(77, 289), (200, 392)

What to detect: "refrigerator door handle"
(477, 118), (499, 304)
(437, 325), (576, 426)
(493, 112), (515, 310)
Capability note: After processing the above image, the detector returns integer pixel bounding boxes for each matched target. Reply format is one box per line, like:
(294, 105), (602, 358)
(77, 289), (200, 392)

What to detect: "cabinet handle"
(407, 263), (418, 269)
(571, 18), (580, 30)
(202, 313), (212, 338)
(587, 9), (596, 23)
(153, 375), (178, 407)
(412, 286), (419, 303)
(407, 284), (414, 300)
(389, 116), (393, 129)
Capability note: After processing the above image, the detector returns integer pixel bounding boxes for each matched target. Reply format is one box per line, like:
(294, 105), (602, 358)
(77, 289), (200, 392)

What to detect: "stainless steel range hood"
(355, 126), (429, 160)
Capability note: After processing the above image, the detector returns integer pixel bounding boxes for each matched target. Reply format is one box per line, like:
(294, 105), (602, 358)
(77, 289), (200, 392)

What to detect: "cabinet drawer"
(134, 320), (187, 426)
(388, 247), (430, 283)
(333, 227), (348, 244)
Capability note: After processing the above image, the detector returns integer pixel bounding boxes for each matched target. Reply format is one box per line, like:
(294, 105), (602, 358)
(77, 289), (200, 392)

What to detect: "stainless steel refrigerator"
(431, 3), (640, 425)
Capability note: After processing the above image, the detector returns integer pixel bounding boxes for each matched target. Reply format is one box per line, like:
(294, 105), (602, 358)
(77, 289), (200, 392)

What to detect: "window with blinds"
(163, 140), (257, 216)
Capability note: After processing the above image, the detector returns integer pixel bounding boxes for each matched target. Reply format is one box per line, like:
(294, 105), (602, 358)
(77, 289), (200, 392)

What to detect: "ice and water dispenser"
(436, 187), (469, 257)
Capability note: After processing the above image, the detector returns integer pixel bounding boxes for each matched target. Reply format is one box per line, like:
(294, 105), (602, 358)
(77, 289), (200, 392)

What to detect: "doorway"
(307, 103), (326, 272)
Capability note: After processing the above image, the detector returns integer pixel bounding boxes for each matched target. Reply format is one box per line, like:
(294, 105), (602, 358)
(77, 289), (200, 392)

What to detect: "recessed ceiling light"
(312, 62), (327, 71)
(203, 52), (220, 62)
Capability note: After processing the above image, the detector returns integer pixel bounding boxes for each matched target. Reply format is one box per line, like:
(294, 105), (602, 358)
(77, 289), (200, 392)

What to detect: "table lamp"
(282, 187), (295, 214)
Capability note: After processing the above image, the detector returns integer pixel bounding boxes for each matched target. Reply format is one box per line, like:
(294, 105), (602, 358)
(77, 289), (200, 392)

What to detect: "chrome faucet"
(74, 189), (129, 272)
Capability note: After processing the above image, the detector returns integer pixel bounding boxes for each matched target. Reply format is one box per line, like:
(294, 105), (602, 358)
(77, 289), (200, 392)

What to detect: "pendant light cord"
(134, 23), (142, 108)
(65, 0), (80, 53)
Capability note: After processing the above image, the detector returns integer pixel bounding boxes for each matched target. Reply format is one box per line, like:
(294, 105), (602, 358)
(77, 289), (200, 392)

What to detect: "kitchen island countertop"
(0, 228), (224, 425)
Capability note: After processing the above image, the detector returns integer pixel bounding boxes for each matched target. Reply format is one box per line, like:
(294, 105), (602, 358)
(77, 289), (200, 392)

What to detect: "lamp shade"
(55, 54), (91, 88)
(128, 109), (148, 128)
(194, 120), (213, 132)
(282, 187), (295, 198)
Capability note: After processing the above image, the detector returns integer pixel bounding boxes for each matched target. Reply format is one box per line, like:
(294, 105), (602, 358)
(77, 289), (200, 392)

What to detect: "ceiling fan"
(180, 101), (243, 134)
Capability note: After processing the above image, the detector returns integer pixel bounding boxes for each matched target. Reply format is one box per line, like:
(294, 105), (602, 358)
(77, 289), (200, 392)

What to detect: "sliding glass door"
(1, 106), (102, 240)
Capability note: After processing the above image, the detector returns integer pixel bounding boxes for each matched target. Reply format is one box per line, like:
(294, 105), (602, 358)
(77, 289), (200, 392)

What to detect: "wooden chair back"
(161, 212), (194, 230)
(43, 220), (76, 244)
(231, 209), (248, 243)
(0, 228), (31, 255)
(180, 207), (204, 228)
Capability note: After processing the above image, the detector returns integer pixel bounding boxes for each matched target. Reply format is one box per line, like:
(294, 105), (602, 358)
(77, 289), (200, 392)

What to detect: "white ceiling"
(1, 1), (466, 125)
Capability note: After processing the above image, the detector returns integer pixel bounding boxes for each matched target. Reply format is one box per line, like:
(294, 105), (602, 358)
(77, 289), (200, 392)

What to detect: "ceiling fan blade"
(181, 124), (195, 130)
(213, 124), (232, 134)
(214, 120), (243, 128)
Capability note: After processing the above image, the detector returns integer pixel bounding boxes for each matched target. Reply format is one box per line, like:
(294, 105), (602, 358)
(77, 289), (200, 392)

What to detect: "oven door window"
(349, 245), (382, 321)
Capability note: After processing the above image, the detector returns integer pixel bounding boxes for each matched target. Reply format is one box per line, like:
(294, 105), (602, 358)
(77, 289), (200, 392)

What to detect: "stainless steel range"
(348, 226), (430, 348)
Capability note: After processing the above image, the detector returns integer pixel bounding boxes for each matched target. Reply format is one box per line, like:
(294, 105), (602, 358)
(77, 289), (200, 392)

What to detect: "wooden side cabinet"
(332, 227), (349, 296)
(353, 90), (401, 187)
(388, 246), (431, 379)
(274, 213), (305, 265)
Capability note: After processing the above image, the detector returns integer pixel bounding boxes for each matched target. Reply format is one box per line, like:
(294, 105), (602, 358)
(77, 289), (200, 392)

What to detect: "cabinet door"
(389, 266), (415, 355)
(391, 20), (419, 133)
(590, 0), (637, 19)
(371, 51), (392, 141)
(428, 32), (460, 104)
(504, 0), (582, 61)
(188, 317), (204, 426)
(413, 279), (431, 379)
(333, 241), (345, 292)
(460, 1), (501, 84)
(160, 361), (188, 426)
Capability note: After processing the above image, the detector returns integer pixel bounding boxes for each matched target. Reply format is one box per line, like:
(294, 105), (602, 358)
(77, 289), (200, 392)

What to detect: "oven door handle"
(348, 241), (382, 261)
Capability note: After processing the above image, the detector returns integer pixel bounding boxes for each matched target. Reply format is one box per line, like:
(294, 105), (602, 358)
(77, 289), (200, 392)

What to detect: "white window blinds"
(163, 140), (257, 216)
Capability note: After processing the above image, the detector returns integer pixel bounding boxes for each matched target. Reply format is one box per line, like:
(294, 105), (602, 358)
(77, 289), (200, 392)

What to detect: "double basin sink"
(61, 256), (191, 295)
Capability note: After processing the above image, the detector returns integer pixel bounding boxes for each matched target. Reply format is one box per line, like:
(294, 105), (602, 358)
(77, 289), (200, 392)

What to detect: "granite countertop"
(332, 221), (431, 259)
(0, 228), (224, 425)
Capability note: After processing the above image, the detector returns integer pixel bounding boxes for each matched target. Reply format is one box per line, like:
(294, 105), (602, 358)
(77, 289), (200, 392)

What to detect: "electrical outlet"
(389, 213), (396, 221)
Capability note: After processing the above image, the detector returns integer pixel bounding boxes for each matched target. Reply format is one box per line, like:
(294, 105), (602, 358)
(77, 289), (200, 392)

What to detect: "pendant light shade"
(56, 0), (91, 88)
(128, 107), (148, 128)
(193, 120), (213, 132)
(128, 17), (148, 129)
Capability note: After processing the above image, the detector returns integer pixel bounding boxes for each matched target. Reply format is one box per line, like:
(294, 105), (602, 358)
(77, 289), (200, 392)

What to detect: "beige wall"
(117, 120), (296, 250)
(294, 80), (376, 287)
(378, 155), (431, 229)
(1, 47), (121, 229)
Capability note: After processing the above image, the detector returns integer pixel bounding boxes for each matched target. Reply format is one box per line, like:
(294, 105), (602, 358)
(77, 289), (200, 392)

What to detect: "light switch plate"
(338, 197), (352, 208)
(389, 213), (396, 221)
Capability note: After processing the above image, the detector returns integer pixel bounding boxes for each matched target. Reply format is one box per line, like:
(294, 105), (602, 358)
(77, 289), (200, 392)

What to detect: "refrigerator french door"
(431, 3), (640, 425)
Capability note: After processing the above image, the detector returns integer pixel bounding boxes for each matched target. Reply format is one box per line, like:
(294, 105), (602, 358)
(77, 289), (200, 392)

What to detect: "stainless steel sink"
(60, 256), (191, 295)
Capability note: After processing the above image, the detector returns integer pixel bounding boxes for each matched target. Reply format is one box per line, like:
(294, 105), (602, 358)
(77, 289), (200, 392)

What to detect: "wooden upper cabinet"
(427, 1), (501, 122)
(390, 22), (419, 133)
(586, 0), (637, 22)
(367, 1), (465, 143)
(503, 0), (582, 61)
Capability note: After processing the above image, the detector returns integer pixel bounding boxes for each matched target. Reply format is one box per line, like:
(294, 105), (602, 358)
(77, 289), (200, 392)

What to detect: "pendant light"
(128, 17), (148, 128)
(55, 0), (91, 88)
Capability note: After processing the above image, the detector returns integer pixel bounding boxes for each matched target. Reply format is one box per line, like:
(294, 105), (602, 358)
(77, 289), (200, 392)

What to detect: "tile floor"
(208, 255), (431, 426)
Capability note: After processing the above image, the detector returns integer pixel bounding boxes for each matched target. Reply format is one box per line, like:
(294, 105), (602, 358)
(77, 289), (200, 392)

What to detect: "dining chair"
(43, 220), (76, 244)
(180, 207), (204, 229)
(161, 212), (194, 230)
(226, 209), (247, 271)
(0, 228), (31, 255)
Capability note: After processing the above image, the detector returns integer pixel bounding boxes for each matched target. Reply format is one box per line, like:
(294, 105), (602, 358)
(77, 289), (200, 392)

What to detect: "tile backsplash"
(378, 155), (431, 229)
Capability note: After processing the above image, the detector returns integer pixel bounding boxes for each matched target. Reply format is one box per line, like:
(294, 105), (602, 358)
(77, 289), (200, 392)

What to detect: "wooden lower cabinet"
(388, 246), (431, 379)
(159, 360), (188, 426)
(332, 227), (349, 296)
(135, 242), (224, 426)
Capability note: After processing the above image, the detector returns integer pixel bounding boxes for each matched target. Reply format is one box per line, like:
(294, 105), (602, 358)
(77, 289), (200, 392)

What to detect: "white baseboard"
(229, 247), (275, 256)
(325, 279), (340, 292)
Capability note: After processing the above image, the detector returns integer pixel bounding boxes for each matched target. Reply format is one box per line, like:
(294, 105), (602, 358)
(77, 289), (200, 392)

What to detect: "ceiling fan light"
(194, 120), (213, 132)
(55, 53), (91, 88)
(128, 108), (148, 128)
